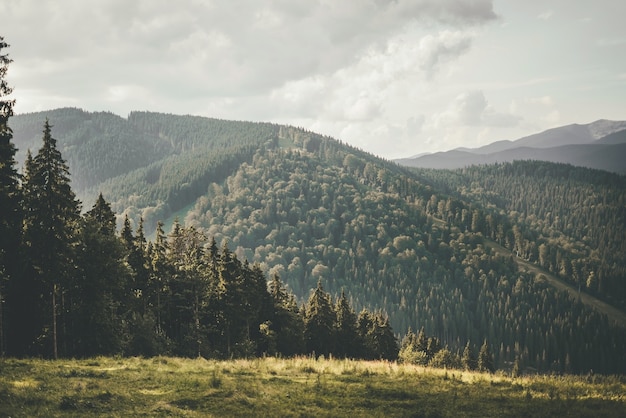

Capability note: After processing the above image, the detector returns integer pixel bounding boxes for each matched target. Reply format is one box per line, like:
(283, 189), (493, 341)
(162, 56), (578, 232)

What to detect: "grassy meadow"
(0, 356), (624, 417)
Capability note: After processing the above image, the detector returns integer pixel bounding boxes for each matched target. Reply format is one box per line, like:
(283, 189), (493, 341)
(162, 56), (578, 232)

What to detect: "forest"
(2, 37), (625, 375)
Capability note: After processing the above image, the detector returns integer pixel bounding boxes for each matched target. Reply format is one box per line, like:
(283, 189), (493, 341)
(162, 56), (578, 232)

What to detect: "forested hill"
(9, 108), (626, 374)
(410, 162), (626, 310)
(9, 108), (280, 206)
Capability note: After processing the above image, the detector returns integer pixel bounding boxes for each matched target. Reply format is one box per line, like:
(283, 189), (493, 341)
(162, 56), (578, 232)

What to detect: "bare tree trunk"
(0, 288), (5, 357)
(52, 283), (58, 360)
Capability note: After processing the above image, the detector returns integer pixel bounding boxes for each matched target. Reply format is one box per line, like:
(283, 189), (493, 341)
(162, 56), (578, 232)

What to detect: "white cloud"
(435, 90), (521, 128)
(537, 10), (554, 20)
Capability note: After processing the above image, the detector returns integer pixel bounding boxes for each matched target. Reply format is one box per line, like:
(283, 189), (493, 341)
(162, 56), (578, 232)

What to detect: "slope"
(10, 108), (282, 229)
(411, 161), (626, 309)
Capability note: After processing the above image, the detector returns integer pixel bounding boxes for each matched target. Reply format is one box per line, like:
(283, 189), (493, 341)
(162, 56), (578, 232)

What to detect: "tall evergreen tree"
(72, 194), (130, 356)
(0, 36), (20, 356)
(167, 223), (208, 357)
(21, 120), (81, 358)
(267, 273), (303, 356)
(216, 241), (245, 356)
(368, 313), (398, 361)
(334, 290), (358, 358)
(304, 280), (336, 356)
(149, 220), (170, 335)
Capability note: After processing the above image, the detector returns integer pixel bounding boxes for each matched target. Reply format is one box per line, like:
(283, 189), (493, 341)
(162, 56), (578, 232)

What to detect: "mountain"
(396, 120), (626, 173)
(9, 108), (626, 374)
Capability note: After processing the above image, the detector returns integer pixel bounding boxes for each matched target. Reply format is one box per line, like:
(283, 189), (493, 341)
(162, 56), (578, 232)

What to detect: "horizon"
(2, 1), (625, 158)
(11, 106), (624, 159)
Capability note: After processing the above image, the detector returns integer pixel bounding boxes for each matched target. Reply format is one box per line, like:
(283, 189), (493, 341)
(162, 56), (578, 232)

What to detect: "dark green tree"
(121, 216), (150, 315)
(21, 120), (81, 358)
(368, 313), (398, 361)
(304, 280), (336, 356)
(215, 241), (246, 356)
(0, 36), (20, 356)
(167, 222), (209, 357)
(334, 290), (358, 358)
(150, 220), (170, 334)
(267, 273), (304, 356)
(71, 194), (130, 356)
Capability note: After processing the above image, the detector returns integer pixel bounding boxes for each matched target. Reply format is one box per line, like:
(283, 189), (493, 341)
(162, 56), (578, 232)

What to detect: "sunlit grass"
(0, 356), (623, 417)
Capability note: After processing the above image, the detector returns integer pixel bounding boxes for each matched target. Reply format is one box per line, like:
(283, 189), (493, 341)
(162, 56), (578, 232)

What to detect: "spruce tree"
(268, 273), (304, 356)
(369, 313), (398, 361)
(356, 309), (374, 359)
(304, 280), (336, 357)
(0, 36), (20, 356)
(72, 194), (130, 356)
(462, 341), (477, 371)
(334, 290), (358, 358)
(21, 120), (81, 358)
(149, 220), (170, 335)
(215, 241), (245, 356)
(167, 222), (207, 357)
(478, 340), (495, 373)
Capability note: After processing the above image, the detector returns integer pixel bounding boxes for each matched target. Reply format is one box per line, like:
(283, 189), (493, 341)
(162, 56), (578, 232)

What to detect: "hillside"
(396, 120), (626, 174)
(410, 161), (626, 310)
(9, 108), (281, 222)
(9, 109), (626, 374)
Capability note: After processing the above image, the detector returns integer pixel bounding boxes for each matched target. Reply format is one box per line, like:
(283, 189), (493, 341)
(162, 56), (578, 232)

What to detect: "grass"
(0, 356), (624, 417)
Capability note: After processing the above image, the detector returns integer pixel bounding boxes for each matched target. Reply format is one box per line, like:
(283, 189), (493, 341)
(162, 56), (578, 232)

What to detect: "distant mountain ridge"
(396, 120), (626, 173)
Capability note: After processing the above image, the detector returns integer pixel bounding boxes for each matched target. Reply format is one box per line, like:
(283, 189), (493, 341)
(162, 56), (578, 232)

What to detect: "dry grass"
(1, 356), (624, 417)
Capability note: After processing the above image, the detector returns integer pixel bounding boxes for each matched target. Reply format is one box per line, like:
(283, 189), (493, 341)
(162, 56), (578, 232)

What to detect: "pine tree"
(149, 220), (170, 335)
(334, 289), (358, 358)
(415, 327), (428, 353)
(369, 313), (398, 361)
(268, 273), (303, 356)
(167, 222), (207, 357)
(121, 216), (150, 315)
(356, 309), (375, 359)
(72, 194), (130, 356)
(478, 340), (495, 373)
(21, 120), (81, 358)
(0, 36), (20, 356)
(462, 341), (477, 371)
(304, 280), (336, 357)
(215, 241), (245, 356)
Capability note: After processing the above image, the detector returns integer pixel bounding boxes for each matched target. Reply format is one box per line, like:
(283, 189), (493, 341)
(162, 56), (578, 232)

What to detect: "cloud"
(269, 28), (475, 122)
(4, 0), (496, 111)
(437, 91), (521, 128)
(537, 10), (554, 20)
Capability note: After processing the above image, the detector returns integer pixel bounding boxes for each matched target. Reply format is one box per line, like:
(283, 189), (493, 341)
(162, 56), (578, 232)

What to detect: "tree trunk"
(52, 283), (58, 360)
(0, 288), (4, 356)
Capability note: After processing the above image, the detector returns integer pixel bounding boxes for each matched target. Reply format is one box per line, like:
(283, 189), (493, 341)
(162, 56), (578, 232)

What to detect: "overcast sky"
(2, 0), (625, 158)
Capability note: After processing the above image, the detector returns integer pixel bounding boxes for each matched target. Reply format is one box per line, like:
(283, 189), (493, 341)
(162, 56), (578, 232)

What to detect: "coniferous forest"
(2, 37), (626, 377)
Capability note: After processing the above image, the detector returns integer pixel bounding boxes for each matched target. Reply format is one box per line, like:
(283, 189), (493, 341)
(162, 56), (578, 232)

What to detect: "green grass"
(0, 356), (624, 417)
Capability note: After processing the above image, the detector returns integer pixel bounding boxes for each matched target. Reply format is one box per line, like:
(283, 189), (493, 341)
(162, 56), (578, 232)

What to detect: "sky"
(1, 0), (625, 159)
